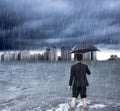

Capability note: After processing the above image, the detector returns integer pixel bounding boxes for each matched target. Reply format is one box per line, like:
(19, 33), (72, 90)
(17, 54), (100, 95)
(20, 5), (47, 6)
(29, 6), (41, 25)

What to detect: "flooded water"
(0, 61), (120, 111)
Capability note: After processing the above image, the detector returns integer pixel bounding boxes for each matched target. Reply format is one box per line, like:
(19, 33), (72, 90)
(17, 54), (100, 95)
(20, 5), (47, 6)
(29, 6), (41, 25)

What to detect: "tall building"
(18, 52), (21, 61)
(49, 46), (57, 61)
(91, 51), (97, 60)
(1, 54), (4, 61)
(61, 46), (71, 61)
(83, 52), (91, 60)
(45, 48), (50, 60)
(46, 46), (57, 61)
(14, 52), (19, 61)
(3, 52), (9, 61)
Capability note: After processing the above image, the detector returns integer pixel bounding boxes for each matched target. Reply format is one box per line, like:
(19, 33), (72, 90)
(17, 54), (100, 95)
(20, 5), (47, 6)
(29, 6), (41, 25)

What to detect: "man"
(68, 53), (91, 109)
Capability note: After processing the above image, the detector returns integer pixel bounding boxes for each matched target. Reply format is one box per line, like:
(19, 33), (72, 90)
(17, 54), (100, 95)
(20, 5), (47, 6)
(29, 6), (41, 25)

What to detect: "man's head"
(76, 53), (83, 61)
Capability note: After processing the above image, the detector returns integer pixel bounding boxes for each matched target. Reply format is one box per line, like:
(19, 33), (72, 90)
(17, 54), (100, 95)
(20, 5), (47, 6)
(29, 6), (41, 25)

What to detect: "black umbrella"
(69, 44), (100, 53)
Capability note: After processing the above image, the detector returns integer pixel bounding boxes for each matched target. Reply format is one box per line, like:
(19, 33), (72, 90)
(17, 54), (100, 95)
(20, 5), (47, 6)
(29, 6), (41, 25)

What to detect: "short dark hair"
(76, 53), (83, 61)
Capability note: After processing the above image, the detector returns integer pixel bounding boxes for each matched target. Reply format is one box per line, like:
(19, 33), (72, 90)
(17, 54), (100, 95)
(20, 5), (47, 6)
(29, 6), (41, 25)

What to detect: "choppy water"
(0, 61), (120, 111)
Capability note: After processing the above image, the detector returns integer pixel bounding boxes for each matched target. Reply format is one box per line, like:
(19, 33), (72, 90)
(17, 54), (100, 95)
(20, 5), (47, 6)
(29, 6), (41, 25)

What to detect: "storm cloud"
(0, 0), (120, 50)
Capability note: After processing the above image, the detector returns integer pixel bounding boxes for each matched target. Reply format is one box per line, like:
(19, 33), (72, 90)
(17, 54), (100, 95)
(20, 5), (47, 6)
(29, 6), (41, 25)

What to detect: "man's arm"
(69, 66), (74, 86)
(85, 65), (91, 75)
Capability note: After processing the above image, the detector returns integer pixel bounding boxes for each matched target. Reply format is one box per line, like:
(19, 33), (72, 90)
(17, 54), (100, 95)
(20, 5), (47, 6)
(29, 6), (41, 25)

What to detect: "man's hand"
(68, 86), (72, 91)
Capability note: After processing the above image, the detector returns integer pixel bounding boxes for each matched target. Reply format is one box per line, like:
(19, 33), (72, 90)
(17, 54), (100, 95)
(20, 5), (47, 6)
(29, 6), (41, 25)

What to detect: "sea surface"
(0, 61), (120, 111)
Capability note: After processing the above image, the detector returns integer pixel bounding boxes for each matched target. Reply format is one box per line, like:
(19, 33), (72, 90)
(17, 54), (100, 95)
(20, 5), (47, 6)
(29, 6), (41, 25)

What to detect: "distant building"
(9, 53), (15, 61)
(46, 46), (57, 61)
(18, 52), (21, 61)
(61, 47), (71, 61)
(82, 52), (91, 60)
(37, 53), (44, 61)
(19, 51), (30, 61)
(14, 52), (19, 61)
(1, 54), (4, 61)
(42, 52), (46, 60)
(49, 46), (57, 61)
(0, 51), (19, 61)
(38, 54), (40, 60)
(82, 51), (97, 60)
(31, 53), (39, 61)
(91, 51), (97, 60)
(34, 53), (38, 61)
(45, 48), (50, 60)
(30, 55), (33, 61)
(3, 52), (9, 61)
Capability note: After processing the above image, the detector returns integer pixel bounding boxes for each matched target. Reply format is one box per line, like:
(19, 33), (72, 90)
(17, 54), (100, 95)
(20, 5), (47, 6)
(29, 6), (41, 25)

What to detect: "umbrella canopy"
(69, 44), (100, 53)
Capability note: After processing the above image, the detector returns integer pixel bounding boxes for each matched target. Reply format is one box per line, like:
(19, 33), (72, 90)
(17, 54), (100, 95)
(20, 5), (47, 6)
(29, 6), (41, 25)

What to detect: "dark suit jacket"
(69, 62), (91, 89)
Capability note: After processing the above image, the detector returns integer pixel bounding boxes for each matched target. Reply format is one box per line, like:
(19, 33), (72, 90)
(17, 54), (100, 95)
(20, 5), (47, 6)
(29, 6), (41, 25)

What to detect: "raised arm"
(85, 65), (91, 75)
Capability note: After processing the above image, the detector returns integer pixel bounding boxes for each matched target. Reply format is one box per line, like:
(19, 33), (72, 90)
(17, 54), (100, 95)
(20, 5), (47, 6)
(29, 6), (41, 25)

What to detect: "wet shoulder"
(71, 63), (77, 69)
(71, 63), (87, 68)
(81, 63), (88, 67)
(77, 63), (88, 68)
(71, 64), (76, 68)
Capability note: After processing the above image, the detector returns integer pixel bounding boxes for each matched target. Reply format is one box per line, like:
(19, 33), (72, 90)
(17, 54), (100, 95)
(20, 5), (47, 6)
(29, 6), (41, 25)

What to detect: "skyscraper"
(46, 46), (57, 61)
(61, 46), (71, 61)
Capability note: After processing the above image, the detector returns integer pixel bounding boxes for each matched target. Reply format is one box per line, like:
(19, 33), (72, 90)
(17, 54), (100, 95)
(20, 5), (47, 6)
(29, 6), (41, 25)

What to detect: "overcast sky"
(0, 0), (120, 50)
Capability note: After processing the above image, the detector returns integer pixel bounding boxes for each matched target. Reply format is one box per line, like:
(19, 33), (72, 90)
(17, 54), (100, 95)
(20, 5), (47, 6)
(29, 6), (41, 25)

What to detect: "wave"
(0, 97), (120, 111)
(46, 99), (120, 111)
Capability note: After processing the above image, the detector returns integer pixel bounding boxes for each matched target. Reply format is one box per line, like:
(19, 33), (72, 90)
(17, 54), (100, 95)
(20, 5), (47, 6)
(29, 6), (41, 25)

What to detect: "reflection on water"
(0, 61), (120, 111)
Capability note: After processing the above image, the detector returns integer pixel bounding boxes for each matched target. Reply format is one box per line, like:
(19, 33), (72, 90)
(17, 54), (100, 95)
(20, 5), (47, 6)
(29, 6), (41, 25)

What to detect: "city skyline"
(0, 47), (120, 60)
(0, 47), (71, 61)
(0, 44), (100, 61)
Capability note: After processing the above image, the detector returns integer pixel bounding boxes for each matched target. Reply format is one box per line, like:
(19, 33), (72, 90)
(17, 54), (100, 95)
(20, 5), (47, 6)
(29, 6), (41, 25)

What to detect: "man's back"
(69, 62), (91, 88)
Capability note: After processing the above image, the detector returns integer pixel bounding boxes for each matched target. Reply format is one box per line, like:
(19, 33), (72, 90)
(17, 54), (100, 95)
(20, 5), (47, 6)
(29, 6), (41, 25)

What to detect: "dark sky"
(0, 0), (120, 50)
